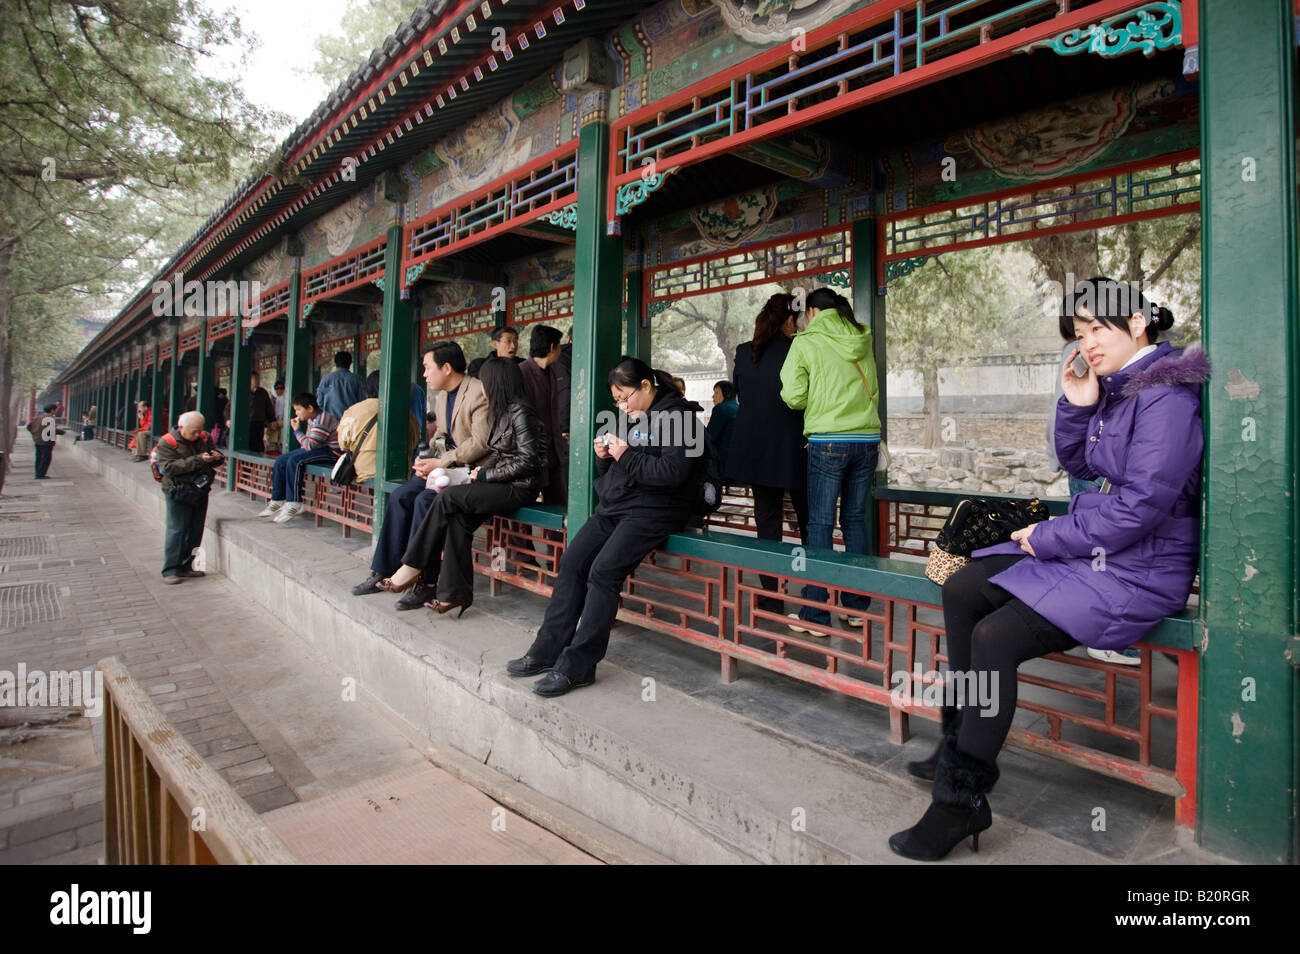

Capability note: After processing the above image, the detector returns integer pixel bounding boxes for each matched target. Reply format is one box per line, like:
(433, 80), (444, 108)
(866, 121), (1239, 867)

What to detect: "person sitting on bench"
(258, 394), (340, 524)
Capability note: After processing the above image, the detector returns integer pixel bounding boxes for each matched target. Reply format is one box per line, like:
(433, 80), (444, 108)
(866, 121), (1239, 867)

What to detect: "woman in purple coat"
(890, 277), (1209, 861)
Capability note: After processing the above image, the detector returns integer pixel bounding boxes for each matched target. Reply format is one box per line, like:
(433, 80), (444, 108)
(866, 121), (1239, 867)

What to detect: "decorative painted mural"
(709, 0), (860, 42)
(404, 67), (581, 219)
(247, 245), (290, 291)
(646, 178), (869, 266)
(299, 181), (390, 270)
(883, 78), (1199, 212)
(608, 0), (876, 117)
(418, 280), (499, 318)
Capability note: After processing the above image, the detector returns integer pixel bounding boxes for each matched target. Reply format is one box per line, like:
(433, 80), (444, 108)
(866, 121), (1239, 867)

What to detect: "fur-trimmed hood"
(1118, 342), (1211, 398)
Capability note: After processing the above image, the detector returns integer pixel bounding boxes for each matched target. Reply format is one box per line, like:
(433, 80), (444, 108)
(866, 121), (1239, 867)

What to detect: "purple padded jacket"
(971, 341), (1210, 649)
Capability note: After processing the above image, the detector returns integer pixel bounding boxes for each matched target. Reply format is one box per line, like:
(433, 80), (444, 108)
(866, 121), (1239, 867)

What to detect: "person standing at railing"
(247, 371), (275, 454)
(507, 357), (704, 698)
(706, 380), (739, 473)
(27, 404), (62, 479)
(779, 286), (880, 634)
(316, 351), (366, 421)
(889, 277), (1207, 861)
(730, 293), (809, 614)
(258, 394), (341, 524)
(267, 380), (286, 449)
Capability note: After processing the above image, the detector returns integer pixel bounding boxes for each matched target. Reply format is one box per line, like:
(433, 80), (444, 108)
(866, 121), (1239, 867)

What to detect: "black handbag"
(330, 415), (379, 486)
(169, 471), (212, 506)
(925, 497), (1050, 585)
(935, 496), (1050, 557)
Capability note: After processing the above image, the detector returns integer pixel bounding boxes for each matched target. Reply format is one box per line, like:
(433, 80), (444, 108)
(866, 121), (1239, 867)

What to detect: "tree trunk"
(1030, 231), (1101, 297)
(920, 365), (940, 449)
(0, 241), (14, 496)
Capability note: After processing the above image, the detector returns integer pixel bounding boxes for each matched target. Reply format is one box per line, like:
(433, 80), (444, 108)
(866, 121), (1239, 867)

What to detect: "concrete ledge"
(72, 440), (1197, 864)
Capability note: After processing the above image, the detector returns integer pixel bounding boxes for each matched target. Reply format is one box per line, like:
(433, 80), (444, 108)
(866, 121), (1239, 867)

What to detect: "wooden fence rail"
(98, 656), (298, 864)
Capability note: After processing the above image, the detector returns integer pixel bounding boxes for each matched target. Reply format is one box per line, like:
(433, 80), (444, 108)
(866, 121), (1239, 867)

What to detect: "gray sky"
(212, 0), (362, 133)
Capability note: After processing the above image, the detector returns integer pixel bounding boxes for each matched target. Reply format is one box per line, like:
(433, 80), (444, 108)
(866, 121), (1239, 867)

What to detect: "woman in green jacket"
(779, 287), (881, 632)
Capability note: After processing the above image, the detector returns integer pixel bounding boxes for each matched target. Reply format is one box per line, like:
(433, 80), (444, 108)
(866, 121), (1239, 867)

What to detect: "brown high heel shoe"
(426, 599), (471, 619)
(377, 568), (422, 594)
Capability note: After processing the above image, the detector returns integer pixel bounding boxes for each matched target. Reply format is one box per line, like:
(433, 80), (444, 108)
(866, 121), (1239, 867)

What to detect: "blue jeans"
(1068, 475), (1099, 496)
(271, 447), (338, 503)
(800, 441), (878, 624)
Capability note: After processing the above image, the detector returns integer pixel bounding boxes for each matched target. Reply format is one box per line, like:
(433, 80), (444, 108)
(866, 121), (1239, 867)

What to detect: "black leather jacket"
(480, 401), (548, 492)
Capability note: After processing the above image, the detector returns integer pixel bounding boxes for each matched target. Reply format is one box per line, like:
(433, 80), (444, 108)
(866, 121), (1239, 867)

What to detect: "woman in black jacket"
(379, 357), (547, 616)
(731, 293), (809, 611)
(507, 357), (704, 697)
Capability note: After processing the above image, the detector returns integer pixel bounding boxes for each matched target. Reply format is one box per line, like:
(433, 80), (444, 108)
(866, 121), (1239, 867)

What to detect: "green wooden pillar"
(853, 218), (885, 556)
(196, 321), (215, 428)
(149, 348), (164, 442)
(623, 268), (649, 363)
(375, 223), (415, 540)
(227, 299), (252, 490)
(168, 327), (182, 432)
(1197, 0), (1298, 864)
(283, 268), (309, 451)
(129, 369), (139, 431)
(115, 366), (126, 434)
(568, 121), (624, 533)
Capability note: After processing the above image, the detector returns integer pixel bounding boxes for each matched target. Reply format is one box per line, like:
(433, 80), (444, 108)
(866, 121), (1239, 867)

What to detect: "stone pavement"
(0, 438), (601, 865)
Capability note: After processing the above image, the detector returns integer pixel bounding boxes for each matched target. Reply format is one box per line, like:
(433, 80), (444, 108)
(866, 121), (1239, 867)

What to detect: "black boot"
(889, 736), (998, 861)
(906, 706), (960, 781)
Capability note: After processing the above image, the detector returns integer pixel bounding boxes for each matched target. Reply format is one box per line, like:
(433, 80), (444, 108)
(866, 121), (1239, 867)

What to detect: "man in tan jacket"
(352, 341), (490, 609)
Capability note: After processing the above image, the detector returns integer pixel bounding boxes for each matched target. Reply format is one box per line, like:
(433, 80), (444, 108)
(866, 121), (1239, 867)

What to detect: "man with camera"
(154, 411), (221, 584)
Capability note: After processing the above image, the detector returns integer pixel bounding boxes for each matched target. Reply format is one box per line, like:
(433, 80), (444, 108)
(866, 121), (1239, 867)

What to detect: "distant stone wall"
(886, 412), (1052, 450)
(885, 413), (1069, 497)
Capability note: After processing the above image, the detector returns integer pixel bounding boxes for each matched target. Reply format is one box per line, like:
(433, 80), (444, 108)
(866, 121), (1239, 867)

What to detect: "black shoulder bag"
(330, 415), (379, 486)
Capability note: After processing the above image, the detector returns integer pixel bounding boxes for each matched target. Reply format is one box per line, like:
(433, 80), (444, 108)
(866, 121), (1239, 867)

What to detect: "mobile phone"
(1069, 350), (1090, 378)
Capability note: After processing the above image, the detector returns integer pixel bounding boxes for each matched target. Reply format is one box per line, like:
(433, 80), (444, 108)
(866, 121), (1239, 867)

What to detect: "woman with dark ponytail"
(508, 356), (705, 697)
(779, 286), (881, 631)
(889, 277), (1207, 861)
(730, 293), (810, 612)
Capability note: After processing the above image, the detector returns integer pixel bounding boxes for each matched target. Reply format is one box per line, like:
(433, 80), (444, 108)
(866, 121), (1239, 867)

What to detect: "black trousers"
(249, 422), (265, 454)
(34, 444), (53, 477)
(163, 492), (209, 578)
(400, 481), (533, 603)
(526, 512), (677, 680)
(371, 475), (437, 577)
(752, 483), (809, 599)
(941, 554), (1078, 763)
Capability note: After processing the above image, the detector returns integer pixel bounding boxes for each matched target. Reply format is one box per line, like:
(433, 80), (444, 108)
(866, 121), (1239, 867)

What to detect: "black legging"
(941, 554), (1078, 763)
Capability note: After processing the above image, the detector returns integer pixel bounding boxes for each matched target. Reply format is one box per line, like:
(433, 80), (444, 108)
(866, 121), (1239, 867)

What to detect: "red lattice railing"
(470, 512), (1197, 822)
(303, 472), (374, 538)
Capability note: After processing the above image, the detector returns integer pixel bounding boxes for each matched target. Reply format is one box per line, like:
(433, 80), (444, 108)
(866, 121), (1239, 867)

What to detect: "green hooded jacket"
(779, 307), (881, 440)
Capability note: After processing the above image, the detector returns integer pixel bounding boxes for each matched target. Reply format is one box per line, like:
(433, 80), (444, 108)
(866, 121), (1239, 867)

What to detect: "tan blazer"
(432, 374), (490, 467)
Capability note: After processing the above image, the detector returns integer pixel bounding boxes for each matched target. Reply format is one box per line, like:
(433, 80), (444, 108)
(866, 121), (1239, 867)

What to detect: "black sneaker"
(395, 581), (436, 611)
(531, 669), (595, 697)
(352, 572), (385, 596)
(506, 655), (552, 678)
